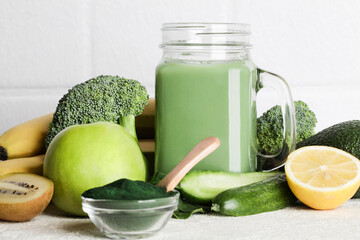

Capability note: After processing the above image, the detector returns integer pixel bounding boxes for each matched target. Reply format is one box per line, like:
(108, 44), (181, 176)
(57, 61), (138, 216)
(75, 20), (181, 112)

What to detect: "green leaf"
(150, 172), (207, 219)
(173, 198), (207, 219)
(150, 172), (166, 185)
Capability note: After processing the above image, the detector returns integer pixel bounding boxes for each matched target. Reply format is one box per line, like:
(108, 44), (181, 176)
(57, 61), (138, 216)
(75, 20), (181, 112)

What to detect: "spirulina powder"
(82, 178), (171, 200)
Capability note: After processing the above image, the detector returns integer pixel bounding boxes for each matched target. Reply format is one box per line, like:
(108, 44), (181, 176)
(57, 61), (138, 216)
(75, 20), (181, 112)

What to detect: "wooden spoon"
(157, 137), (220, 192)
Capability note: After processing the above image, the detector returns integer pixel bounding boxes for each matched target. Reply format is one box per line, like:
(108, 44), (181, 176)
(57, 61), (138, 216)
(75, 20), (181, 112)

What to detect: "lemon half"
(285, 146), (360, 210)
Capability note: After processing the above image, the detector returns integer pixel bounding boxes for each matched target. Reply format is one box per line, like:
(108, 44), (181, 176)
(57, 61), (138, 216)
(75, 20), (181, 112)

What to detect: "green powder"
(82, 178), (171, 200)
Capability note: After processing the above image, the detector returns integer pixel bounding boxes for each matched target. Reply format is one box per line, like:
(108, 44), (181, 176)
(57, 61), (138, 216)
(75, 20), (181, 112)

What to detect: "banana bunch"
(0, 113), (53, 176)
(0, 99), (156, 177)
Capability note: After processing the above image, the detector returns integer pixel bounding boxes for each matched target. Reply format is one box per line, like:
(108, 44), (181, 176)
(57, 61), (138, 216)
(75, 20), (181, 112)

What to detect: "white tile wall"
(0, 0), (91, 88)
(1, 0), (360, 133)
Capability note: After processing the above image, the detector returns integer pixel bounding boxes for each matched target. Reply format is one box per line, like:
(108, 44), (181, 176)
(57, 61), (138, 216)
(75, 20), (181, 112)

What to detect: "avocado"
(296, 120), (360, 159)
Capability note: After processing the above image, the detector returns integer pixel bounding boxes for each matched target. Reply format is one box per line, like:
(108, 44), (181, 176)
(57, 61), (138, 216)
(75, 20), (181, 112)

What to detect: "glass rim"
(161, 22), (250, 32)
(81, 190), (179, 211)
(81, 190), (179, 202)
(160, 22), (251, 48)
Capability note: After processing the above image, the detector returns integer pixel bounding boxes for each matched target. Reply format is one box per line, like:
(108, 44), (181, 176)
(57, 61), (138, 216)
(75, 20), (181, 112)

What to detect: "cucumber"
(211, 174), (297, 216)
(178, 170), (282, 205)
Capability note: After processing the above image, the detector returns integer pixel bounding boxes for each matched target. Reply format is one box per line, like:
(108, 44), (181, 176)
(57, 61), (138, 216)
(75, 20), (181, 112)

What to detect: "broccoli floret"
(257, 100), (317, 155)
(45, 75), (149, 147)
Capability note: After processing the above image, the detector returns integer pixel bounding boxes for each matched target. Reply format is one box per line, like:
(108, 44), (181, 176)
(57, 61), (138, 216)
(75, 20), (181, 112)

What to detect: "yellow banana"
(0, 155), (45, 176)
(138, 140), (155, 153)
(0, 113), (53, 160)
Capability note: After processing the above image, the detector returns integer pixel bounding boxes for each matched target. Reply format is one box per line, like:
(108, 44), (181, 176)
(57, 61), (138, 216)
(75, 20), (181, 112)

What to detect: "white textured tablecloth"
(1, 200), (360, 240)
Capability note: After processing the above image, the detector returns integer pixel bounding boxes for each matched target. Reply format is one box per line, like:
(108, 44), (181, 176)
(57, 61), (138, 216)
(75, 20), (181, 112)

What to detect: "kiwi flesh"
(0, 173), (54, 221)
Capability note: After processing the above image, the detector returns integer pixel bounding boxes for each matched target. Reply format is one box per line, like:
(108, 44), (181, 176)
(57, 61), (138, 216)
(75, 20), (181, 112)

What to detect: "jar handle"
(256, 69), (296, 171)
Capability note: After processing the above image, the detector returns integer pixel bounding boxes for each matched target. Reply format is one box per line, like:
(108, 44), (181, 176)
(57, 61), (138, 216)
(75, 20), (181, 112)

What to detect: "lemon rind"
(285, 146), (360, 192)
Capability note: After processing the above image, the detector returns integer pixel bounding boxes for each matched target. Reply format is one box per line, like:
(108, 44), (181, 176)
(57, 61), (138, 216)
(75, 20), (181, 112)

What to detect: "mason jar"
(155, 23), (296, 174)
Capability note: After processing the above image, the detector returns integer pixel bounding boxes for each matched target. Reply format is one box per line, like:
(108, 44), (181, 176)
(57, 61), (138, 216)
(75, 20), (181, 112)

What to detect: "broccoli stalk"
(257, 100), (317, 155)
(118, 115), (137, 139)
(45, 75), (149, 147)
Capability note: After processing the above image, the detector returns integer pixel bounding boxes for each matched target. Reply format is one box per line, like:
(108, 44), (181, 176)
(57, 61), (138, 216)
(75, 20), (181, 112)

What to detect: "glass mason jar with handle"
(155, 23), (296, 174)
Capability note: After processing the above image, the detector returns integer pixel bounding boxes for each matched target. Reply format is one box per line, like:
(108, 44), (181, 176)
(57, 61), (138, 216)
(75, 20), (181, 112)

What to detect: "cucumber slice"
(178, 170), (282, 205)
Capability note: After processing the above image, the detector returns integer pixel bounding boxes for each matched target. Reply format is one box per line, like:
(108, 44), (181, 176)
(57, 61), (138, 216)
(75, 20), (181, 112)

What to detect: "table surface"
(1, 200), (360, 240)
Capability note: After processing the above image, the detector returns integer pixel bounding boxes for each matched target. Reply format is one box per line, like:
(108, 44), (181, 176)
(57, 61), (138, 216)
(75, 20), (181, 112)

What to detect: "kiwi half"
(0, 173), (54, 221)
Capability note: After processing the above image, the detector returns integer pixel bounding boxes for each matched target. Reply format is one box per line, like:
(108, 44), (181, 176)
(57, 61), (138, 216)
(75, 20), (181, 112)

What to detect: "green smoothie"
(155, 61), (258, 174)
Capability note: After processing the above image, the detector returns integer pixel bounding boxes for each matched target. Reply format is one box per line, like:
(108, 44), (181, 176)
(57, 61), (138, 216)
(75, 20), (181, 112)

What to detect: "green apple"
(44, 122), (147, 216)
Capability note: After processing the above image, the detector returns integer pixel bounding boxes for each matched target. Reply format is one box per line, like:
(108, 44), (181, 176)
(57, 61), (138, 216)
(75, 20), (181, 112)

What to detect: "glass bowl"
(81, 190), (179, 239)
